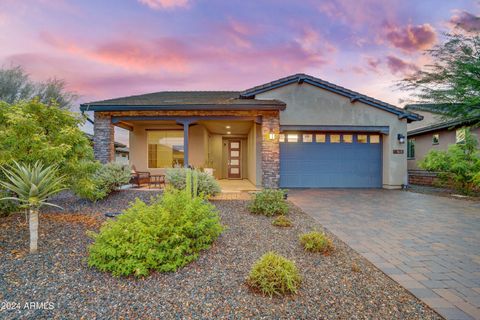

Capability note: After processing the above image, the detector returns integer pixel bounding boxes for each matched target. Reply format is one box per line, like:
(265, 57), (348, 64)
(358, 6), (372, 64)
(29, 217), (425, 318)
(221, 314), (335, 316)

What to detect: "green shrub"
(165, 168), (220, 197)
(247, 252), (301, 297)
(0, 100), (94, 176)
(248, 189), (288, 216)
(87, 188), (223, 277)
(70, 162), (131, 201)
(420, 129), (480, 194)
(299, 231), (334, 254)
(0, 188), (20, 217)
(272, 215), (293, 227)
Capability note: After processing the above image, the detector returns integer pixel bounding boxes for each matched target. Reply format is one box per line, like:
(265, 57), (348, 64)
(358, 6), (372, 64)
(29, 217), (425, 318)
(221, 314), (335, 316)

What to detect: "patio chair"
(130, 166), (150, 187)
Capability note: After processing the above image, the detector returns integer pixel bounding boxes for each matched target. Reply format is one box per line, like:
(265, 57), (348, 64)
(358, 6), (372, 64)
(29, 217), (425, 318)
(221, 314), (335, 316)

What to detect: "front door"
(228, 140), (241, 179)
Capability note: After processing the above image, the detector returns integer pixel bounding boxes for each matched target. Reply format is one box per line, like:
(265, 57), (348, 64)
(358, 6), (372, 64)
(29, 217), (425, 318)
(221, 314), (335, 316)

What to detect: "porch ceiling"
(198, 120), (253, 135)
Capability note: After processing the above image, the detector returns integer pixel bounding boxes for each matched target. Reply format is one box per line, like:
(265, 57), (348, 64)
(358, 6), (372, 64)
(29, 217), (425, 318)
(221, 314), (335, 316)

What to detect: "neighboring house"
(405, 104), (480, 170)
(80, 74), (421, 189)
(115, 146), (130, 165)
(85, 133), (130, 164)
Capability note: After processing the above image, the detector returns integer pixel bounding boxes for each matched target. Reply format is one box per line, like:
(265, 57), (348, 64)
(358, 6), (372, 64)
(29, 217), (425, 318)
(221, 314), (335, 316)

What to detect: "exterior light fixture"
(226, 125), (231, 129)
(227, 131), (231, 135)
(268, 130), (276, 140)
(397, 133), (406, 144)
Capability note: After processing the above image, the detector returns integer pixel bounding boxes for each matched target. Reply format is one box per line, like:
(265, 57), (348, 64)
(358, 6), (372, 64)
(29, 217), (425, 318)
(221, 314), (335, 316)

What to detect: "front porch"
(92, 109), (282, 188)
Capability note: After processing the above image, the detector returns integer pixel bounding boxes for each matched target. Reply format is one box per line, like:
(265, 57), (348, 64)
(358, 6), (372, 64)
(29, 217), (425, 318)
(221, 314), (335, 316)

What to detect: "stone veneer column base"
(93, 112), (114, 163)
(261, 113), (280, 188)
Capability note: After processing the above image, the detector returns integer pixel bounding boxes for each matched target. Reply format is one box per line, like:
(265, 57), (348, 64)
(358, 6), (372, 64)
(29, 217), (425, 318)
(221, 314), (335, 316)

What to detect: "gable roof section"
(240, 74), (422, 122)
(80, 91), (286, 112)
(407, 117), (479, 136)
(406, 104), (480, 136)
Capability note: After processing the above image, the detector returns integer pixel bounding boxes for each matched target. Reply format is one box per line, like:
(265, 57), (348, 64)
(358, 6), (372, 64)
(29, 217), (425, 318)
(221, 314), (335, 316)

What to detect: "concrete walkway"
(289, 189), (480, 320)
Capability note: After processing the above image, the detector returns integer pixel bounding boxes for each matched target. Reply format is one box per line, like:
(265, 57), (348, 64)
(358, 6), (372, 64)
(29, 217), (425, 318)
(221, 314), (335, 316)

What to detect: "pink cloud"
(294, 27), (337, 64)
(317, 0), (399, 28)
(137, 0), (189, 10)
(364, 56), (382, 73)
(222, 19), (255, 49)
(40, 32), (190, 73)
(386, 55), (419, 75)
(383, 23), (436, 52)
(450, 10), (480, 32)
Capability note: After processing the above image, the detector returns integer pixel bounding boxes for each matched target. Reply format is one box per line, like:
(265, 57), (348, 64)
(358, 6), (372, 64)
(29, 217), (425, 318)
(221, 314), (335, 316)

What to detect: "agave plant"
(0, 161), (65, 253)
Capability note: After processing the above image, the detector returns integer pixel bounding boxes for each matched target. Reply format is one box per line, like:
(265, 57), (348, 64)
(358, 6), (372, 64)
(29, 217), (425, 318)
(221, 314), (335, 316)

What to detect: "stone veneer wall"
(261, 113), (280, 188)
(93, 112), (114, 163)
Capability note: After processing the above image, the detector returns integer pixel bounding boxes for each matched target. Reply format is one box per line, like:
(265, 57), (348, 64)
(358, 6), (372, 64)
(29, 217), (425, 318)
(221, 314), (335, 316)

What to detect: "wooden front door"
(228, 140), (241, 179)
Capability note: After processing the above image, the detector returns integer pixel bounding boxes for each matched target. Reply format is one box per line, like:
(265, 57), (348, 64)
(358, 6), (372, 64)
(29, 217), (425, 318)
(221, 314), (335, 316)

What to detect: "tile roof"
(80, 91), (285, 111)
(241, 73), (423, 121)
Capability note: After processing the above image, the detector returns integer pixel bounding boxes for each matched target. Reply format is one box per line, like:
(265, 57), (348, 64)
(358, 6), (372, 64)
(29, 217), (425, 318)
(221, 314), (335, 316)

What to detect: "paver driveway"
(289, 189), (480, 320)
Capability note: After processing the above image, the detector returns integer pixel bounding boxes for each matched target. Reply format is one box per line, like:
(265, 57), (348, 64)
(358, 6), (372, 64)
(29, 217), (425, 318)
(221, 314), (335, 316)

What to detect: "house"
(85, 133), (130, 164)
(405, 104), (480, 170)
(80, 74), (422, 189)
(404, 104), (479, 185)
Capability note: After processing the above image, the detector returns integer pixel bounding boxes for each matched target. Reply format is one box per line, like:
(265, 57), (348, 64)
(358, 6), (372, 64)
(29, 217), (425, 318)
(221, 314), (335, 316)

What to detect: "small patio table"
(149, 174), (165, 189)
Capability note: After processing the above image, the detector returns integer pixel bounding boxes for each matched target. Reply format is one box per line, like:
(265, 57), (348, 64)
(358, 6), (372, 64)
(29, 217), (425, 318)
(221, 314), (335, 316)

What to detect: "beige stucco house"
(81, 74), (422, 189)
(405, 104), (480, 170)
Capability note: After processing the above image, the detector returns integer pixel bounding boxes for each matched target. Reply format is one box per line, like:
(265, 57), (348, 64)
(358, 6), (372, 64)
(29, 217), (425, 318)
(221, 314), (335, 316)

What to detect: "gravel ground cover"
(0, 191), (441, 319)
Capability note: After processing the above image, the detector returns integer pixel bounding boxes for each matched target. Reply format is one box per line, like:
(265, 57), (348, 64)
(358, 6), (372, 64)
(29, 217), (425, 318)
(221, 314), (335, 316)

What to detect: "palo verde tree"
(399, 33), (480, 124)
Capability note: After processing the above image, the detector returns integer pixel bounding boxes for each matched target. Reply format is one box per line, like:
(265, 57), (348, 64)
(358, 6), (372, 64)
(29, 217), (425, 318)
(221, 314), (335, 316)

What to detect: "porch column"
(261, 112), (280, 188)
(93, 112), (114, 163)
(182, 120), (190, 168)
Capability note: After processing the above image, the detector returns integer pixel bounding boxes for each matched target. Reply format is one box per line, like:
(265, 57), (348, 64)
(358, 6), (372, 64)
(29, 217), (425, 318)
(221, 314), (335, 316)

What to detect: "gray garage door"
(280, 132), (382, 188)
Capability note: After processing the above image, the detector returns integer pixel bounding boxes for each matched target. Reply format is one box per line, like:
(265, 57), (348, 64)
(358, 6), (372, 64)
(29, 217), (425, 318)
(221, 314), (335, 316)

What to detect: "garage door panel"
(280, 133), (382, 188)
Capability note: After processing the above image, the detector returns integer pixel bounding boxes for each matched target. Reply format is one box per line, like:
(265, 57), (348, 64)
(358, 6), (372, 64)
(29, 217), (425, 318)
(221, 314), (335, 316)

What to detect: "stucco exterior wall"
(408, 127), (480, 170)
(247, 124), (262, 186)
(255, 83), (409, 188)
(129, 123), (208, 175)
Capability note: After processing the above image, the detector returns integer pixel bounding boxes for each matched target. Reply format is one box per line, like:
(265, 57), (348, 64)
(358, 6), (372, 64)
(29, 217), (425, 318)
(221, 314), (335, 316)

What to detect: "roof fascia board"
(80, 104), (285, 112)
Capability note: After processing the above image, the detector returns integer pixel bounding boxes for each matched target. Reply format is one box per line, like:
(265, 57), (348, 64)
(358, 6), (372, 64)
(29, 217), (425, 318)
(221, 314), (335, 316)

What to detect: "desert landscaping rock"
(0, 192), (441, 319)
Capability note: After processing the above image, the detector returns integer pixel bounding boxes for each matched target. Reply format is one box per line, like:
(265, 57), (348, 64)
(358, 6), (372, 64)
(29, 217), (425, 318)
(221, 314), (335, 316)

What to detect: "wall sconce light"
(397, 133), (406, 144)
(268, 130), (276, 140)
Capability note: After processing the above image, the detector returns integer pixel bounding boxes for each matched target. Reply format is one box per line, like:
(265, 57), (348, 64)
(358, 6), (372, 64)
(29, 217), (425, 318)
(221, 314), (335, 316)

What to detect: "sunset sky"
(1, 0), (479, 142)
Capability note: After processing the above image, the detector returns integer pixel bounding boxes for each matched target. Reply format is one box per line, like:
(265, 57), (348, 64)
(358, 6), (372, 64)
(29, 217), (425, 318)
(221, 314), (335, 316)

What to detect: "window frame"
(147, 130), (185, 169)
(302, 134), (313, 143)
(357, 134), (368, 143)
(432, 133), (439, 145)
(315, 134), (326, 143)
(287, 133), (299, 143)
(330, 134), (341, 143)
(407, 138), (415, 159)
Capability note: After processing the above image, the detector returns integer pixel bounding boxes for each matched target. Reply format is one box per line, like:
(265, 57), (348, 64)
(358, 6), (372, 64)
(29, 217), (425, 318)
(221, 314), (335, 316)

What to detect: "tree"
(0, 99), (94, 202)
(0, 65), (77, 109)
(0, 99), (94, 170)
(399, 33), (480, 123)
(0, 161), (65, 253)
(419, 130), (480, 194)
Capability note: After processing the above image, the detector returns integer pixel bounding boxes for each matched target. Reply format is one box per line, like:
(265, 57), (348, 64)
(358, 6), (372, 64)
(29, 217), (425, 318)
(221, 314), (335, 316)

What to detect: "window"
(147, 130), (184, 168)
(407, 138), (415, 159)
(279, 134), (285, 142)
(343, 134), (353, 143)
(316, 134), (326, 143)
(370, 135), (380, 144)
(432, 134), (439, 145)
(357, 134), (367, 143)
(330, 134), (340, 143)
(456, 128), (467, 144)
(287, 134), (298, 142)
(303, 134), (313, 142)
